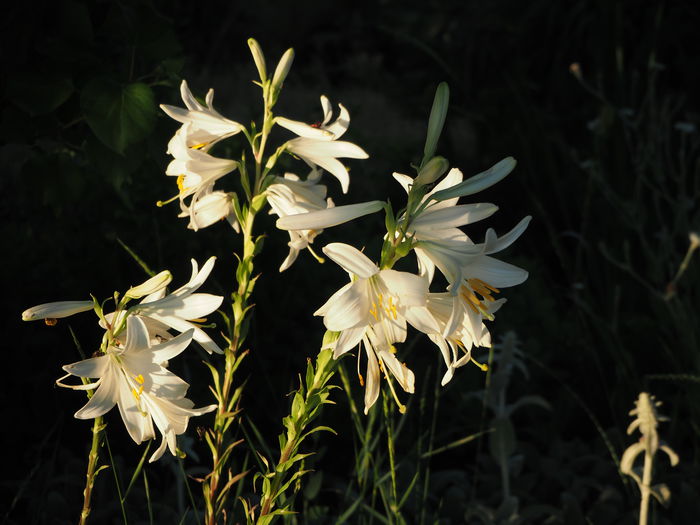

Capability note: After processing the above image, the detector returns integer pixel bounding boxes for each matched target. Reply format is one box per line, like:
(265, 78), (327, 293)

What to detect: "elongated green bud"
(414, 156), (449, 186)
(248, 38), (267, 82)
(422, 82), (450, 164)
(22, 300), (94, 321)
(429, 157), (516, 202)
(125, 270), (172, 299)
(271, 48), (295, 94)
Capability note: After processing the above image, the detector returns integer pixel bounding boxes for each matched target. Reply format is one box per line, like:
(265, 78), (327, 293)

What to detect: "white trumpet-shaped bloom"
(394, 167), (529, 291)
(421, 292), (504, 385)
(315, 243), (436, 413)
(166, 126), (237, 202)
(161, 80), (243, 150)
(179, 188), (238, 232)
(277, 96), (368, 193)
(266, 171), (333, 271)
(59, 316), (216, 462)
(105, 257), (224, 354)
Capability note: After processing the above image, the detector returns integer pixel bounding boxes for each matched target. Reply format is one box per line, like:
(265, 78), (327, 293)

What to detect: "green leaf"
(7, 72), (73, 116)
(81, 79), (156, 154)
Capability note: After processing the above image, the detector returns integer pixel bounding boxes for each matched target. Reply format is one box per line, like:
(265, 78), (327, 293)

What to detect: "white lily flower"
(165, 125), (237, 201)
(179, 188), (238, 232)
(58, 316), (216, 462)
(22, 300), (94, 322)
(161, 80), (243, 150)
(266, 171), (333, 271)
(105, 257), (224, 354)
(421, 292), (504, 385)
(393, 167), (530, 294)
(277, 96), (368, 193)
(315, 243), (436, 413)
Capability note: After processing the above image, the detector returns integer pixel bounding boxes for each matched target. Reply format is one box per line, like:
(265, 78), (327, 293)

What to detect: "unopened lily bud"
(276, 200), (383, 231)
(22, 300), (94, 321)
(248, 38), (267, 82)
(271, 48), (295, 94)
(423, 82), (450, 163)
(414, 156), (449, 186)
(125, 270), (173, 299)
(430, 157), (516, 202)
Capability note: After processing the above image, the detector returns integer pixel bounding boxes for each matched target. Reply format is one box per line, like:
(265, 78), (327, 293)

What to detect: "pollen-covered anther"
(461, 278), (500, 317)
(369, 302), (378, 320)
(369, 293), (399, 321)
(470, 356), (489, 372)
(468, 278), (500, 300)
(176, 174), (188, 192)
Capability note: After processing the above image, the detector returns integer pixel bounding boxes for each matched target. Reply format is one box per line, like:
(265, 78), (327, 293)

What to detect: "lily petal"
(323, 243), (378, 279)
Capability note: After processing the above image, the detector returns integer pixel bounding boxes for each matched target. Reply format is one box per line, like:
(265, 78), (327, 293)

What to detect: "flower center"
(369, 292), (399, 322)
(460, 278), (500, 318)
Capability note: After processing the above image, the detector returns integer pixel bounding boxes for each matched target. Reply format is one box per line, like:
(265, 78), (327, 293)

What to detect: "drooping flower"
(314, 243), (437, 412)
(179, 188), (238, 232)
(276, 96), (368, 193)
(266, 171), (333, 271)
(161, 80), (243, 151)
(58, 316), (216, 462)
(421, 292), (504, 385)
(393, 164), (529, 291)
(105, 257), (224, 354)
(165, 125), (238, 203)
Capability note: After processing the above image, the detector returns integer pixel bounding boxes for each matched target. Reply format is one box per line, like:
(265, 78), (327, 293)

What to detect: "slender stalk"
(203, 74), (277, 524)
(639, 448), (653, 525)
(204, 208), (258, 525)
(256, 349), (337, 522)
(383, 393), (399, 520)
(79, 416), (105, 525)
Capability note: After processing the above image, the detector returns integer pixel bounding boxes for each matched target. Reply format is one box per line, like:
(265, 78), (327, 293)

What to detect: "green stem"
(204, 208), (258, 525)
(257, 349), (338, 522)
(383, 393), (399, 522)
(79, 416), (105, 525)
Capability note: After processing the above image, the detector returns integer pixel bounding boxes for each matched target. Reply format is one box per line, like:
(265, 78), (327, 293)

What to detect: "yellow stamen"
(369, 302), (378, 320)
(135, 374), (145, 385)
(307, 245), (325, 264)
(190, 143), (207, 150)
(468, 278), (500, 295)
(376, 353), (408, 414)
(358, 373), (365, 387)
(45, 318), (58, 326)
(177, 174), (188, 192)
(471, 356), (489, 372)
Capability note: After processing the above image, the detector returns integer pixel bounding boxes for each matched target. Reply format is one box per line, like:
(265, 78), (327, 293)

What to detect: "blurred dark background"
(2, 0), (699, 523)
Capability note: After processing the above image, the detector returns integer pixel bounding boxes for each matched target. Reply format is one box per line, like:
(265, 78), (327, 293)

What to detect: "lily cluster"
(22, 258), (223, 462)
(157, 39), (370, 273)
(277, 155), (531, 413)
